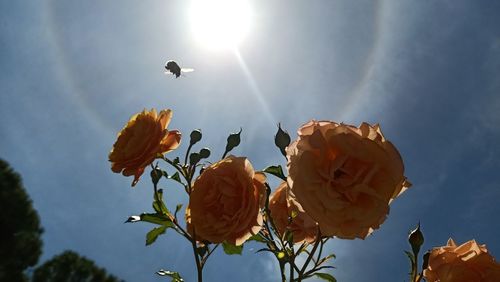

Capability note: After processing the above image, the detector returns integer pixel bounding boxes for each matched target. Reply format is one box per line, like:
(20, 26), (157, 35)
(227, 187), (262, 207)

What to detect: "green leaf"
(318, 254), (336, 265)
(157, 269), (184, 281)
(142, 213), (173, 226)
(125, 216), (141, 223)
(174, 204), (183, 218)
(146, 225), (168, 246)
(248, 233), (266, 243)
(125, 213), (173, 226)
(168, 172), (183, 184)
(405, 250), (417, 278)
(314, 273), (337, 282)
(153, 189), (170, 215)
(172, 157), (180, 165)
(153, 202), (168, 215)
(222, 241), (243, 255)
(405, 250), (416, 265)
(263, 165), (286, 181)
(317, 266), (336, 270)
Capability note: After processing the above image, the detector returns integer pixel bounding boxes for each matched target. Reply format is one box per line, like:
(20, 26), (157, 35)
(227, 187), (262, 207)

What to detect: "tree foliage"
(0, 159), (43, 281)
(32, 250), (122, 282)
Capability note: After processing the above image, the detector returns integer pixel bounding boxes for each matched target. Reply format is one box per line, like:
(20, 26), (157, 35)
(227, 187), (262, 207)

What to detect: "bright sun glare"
(190, 0), (252, 50)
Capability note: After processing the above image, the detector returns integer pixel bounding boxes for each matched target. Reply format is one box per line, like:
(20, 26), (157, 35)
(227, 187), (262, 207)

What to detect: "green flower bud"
(225, 128), (242, 155)
(199, 148), (211, 159)
(190, 129), (202, 145)
(408, 223), (424, 255)
(275, 123), (291, 157)
(150, 167), (162, 185)
(189, 152), (201, 165)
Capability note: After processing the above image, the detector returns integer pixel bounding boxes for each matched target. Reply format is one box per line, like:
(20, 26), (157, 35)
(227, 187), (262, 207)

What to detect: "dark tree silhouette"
(0, 159), (44, 281)
(32, 250), (122, 282)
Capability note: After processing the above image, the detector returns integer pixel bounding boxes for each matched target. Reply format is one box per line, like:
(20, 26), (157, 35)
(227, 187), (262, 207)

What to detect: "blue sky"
(1, 0), (500, 281)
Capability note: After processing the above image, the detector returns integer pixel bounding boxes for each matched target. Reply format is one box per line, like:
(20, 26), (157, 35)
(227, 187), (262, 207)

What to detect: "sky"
(1, 0), (500, 281)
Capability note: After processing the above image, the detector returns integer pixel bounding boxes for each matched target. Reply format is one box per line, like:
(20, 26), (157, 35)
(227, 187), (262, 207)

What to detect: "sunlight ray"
(233, 49), (276, 125)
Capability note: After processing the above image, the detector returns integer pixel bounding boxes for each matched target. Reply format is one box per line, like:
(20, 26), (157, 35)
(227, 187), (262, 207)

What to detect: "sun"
(189, 0), (252, 50)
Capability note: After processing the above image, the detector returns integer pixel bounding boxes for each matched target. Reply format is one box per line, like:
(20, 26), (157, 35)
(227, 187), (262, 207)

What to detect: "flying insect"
(164, 60), (194, 78)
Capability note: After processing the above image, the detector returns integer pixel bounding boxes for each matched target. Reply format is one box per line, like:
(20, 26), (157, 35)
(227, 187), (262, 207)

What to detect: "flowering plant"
(109, 109), (500, 282)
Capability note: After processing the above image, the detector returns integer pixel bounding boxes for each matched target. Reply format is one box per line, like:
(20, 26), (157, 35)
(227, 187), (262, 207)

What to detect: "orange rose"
(424, 238), (500, 282)
(186, 156), (266, 246)
(287, 121), (411, 239)
(269, 181), (317, 244)
(109, 109), (181, 186)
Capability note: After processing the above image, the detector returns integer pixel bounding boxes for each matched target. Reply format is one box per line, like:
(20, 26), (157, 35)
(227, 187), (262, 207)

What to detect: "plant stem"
(181, 159), (202, 282)
(161, 157), (185, 177)
(191, 229), (203, 282)
(201, 244), (219, 266)
(262, 215), (287, 281)
(279, 261), (286, 282)
(316, 238), (326, 265)
(157, 157), (205, 281)
(298, 228), (321, 280)
(414, 255), (419, 282)
(184, 143), (194, 166)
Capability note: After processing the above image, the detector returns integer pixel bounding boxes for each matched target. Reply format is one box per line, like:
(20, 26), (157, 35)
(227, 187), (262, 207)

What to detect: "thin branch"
(315, 238), (326, 266)
(201, 244), (220, 266)
(279, 261), (286, 282)
(298, 228), (322, 280)
(161, 157), (184, 175)
(301, 265), (336, 280)
(184, 143), (194, 166)
(190, 229), (203, 282)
